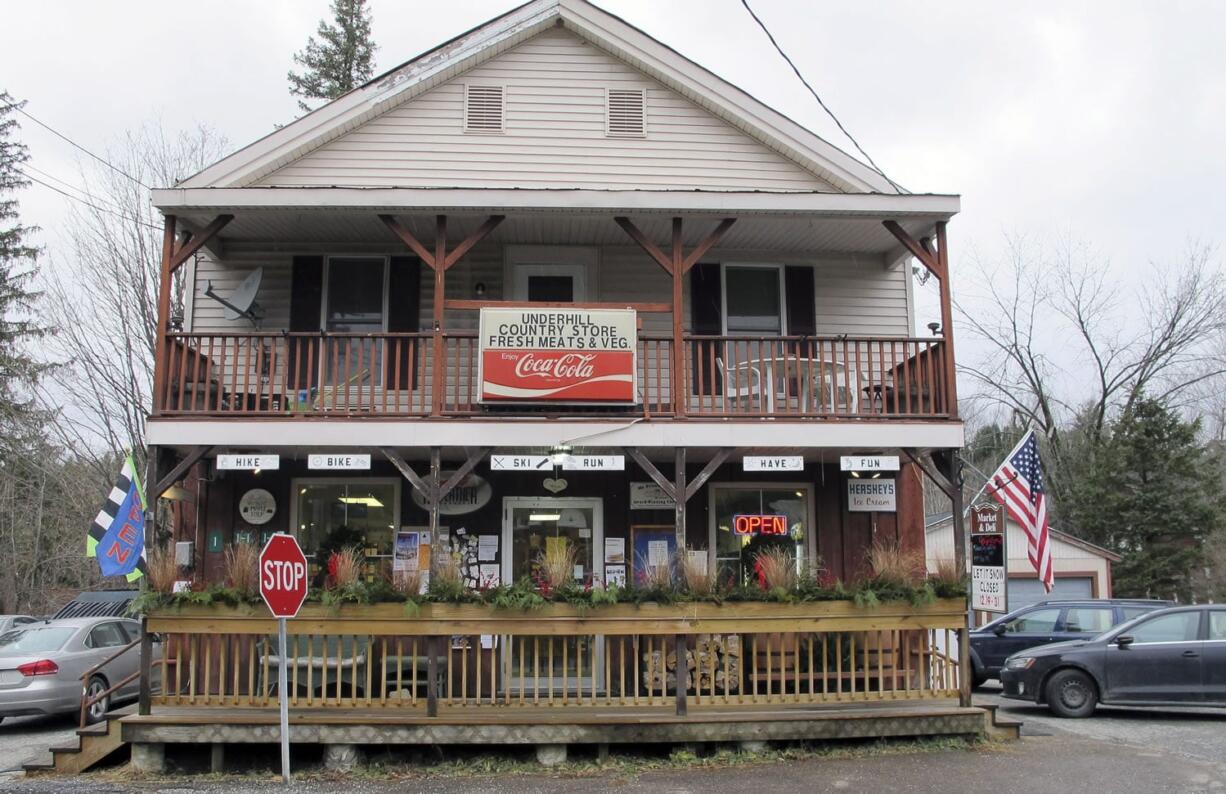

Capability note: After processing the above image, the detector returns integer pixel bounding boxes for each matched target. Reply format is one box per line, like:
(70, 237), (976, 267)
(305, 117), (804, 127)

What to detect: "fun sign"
(478, 308), (637, 402)
(259, 533), (309, 618)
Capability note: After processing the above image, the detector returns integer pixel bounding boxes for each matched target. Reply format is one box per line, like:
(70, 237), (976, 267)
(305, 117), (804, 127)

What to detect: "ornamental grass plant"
(537, 538), (579, 594)
(677, 547), (718, 597)
(145, 541), (180, 594)
(223, 541), (260, 593)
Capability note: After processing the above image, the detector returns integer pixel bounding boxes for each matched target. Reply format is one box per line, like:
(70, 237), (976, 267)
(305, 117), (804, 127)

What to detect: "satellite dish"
(203, 268), (264, 326)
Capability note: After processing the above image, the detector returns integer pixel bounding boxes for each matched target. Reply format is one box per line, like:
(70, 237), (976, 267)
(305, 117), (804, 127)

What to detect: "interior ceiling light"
(529, 513), (561, 522)
(339, 496), (384, 507)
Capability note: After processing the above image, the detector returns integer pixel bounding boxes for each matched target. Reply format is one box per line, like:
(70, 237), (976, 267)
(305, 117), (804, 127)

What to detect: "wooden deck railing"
(155, 332), (949, 420)
(144, 601), (966, 717)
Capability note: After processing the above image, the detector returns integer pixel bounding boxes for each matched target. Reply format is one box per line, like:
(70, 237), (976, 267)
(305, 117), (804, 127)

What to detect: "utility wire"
(19, 168), (161, 232)
(21, 162), (135, 216)
(15, 106), (152, 190)
(739, 0), (903, 194)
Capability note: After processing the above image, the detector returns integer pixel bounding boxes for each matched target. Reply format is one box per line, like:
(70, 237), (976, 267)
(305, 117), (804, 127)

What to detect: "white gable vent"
(606, 88), (646, 137)
(464, 85), (505, 133)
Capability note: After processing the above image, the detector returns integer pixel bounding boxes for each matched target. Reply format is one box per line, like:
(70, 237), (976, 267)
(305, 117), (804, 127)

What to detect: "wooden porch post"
(432, 217), (447, 415)
(883, 219), (958, 417)
(935, 222), (958, 412)
(152, 217), (177, 413)
(379, 214), (504, 416)
(673, 447), (687, 549)
(614, 216), (736, 417)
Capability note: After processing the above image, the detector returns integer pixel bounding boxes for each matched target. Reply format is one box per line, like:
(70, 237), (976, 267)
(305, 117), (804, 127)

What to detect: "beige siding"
(190, 245), (907, 337)
(255, 28), (835, 192)
(925, 521), (1112, 594)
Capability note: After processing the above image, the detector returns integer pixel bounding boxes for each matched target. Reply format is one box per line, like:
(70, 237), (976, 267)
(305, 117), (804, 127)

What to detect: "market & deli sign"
(478, 308), (636, 402)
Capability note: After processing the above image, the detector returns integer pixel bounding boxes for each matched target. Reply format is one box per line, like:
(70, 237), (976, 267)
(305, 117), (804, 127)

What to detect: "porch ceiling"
(162, 193), (958, 262)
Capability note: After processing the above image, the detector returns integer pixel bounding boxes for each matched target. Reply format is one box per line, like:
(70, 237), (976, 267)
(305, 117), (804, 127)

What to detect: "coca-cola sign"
(478, 308), (637, 402)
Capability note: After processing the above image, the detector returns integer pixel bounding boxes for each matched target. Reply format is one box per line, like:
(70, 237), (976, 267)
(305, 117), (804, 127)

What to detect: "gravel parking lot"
(0, 713), (79, 779)
(976, 681), (1226, 765)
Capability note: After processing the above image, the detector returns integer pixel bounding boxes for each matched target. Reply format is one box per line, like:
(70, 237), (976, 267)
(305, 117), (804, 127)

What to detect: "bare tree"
(957, 236), (1226, 487)
(39, 122), (227, 476)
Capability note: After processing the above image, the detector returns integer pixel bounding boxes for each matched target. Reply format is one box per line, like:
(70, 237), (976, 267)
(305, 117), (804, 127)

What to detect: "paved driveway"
(977, 682), (1226, 765)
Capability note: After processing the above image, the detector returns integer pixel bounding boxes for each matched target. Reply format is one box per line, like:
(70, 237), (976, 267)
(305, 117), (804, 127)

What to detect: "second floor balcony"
(148, 198), (960, 426)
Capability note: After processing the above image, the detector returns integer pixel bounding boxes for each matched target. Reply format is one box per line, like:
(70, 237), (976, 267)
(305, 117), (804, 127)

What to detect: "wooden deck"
(121, 700), (1006, 746)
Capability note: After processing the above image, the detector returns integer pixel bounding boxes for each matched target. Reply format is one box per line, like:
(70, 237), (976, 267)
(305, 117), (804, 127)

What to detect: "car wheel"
(1045, 669), (1097, 718)
(85, 676), (110, 724)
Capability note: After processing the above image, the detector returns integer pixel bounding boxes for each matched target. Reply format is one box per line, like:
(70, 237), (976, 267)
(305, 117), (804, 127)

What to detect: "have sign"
(260, 533), (309, 618)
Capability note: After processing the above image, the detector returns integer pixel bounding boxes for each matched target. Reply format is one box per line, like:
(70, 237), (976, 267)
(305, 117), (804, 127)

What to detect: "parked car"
(0, 615), (39, 634)
(1001, 604), (1226, 717)
(971, 598), (1171, 685)
(0, 617), (156, 724)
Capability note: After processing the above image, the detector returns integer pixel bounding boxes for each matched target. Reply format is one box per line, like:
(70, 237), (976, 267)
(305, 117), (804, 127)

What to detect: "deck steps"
(24, 706), (134, 776)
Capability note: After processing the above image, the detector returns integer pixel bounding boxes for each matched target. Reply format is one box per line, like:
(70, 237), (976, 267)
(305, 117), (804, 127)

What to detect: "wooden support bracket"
(624, 447), (677, 501)
(169, 215), (233, 273)
(437, 447), (491, 501)
(152, 445), (212, 501)
(380, 447), (435, 500)
(684, 447), (734, 501)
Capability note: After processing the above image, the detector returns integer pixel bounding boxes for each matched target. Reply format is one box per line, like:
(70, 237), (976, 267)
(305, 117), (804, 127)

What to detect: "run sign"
(478, 308), (637, 402)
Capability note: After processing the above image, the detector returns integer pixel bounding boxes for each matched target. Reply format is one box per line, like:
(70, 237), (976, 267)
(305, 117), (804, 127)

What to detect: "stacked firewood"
(643, 633), (741, 693)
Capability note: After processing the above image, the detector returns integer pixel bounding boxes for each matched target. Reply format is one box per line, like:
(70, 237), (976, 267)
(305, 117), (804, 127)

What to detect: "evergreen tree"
(0, 92), (49, 440)
(1076, 398), (1225, 601)
(287, 0), (377, 112)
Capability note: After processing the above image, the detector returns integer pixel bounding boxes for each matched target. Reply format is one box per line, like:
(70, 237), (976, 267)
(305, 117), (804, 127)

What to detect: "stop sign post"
(259, 533), (308, 784)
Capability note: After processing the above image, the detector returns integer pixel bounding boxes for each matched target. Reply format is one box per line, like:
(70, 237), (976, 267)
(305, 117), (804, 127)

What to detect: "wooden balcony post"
(935, 222), (958, 415)
(138, 616), (152, 715)
(671, 218), (686, 417)
(675, 633), (688, 716)
(152, 216), (177, 414)
(433, 216), (447, 415)
(673, 447), (687, 549)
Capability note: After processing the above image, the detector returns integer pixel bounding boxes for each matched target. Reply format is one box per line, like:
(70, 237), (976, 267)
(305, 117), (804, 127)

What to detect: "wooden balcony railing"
(145, 601), (966, 716)
(155, 332), (950, 420)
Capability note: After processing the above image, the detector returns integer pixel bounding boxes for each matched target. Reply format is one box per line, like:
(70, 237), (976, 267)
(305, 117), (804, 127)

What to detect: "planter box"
(146, 598), (967, 636)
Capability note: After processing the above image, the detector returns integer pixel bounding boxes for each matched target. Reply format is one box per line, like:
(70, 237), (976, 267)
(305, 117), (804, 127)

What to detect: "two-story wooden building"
(121, 0), (988, 769)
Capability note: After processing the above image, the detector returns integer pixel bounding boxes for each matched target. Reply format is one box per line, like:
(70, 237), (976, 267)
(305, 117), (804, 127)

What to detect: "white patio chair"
(716, 357), (767, 411)
(811, 360), (862, 414)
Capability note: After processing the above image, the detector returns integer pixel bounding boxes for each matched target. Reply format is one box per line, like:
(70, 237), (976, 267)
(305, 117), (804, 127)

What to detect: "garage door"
(1008, 576), (1093, 611)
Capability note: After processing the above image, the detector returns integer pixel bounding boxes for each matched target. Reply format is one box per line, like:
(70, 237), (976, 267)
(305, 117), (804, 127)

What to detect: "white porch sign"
(847, 479), (896, 512)
(490, 455), (551, 471)
(742, 456), (803, 472)
(217, 454), (280, 471)
(308, 454), (371, 470)
(840, 455), (900, 472)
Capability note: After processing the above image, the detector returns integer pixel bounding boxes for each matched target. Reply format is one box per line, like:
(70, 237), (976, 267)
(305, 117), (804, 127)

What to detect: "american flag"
(987, 430), (1053, 592)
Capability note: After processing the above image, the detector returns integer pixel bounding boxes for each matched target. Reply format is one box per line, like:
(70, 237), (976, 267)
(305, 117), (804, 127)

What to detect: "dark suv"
(971, 598), (1172, 685)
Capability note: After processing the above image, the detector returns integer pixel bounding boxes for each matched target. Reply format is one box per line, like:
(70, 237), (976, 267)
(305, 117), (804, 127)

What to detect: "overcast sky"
(3, 0), (1224, 371)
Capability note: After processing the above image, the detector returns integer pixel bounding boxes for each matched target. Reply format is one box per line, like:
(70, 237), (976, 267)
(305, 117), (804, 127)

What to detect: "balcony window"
(723, 264), (784, 335)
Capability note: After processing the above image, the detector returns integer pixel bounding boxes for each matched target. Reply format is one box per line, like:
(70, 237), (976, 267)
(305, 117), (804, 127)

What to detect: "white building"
(925, 512), (1120, 611)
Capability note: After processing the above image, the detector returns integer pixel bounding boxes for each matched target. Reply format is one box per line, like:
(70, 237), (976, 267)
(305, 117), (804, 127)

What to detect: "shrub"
(677, 548), (718, 597)
(867, 540), (924, 588)
(145, 541), (180, 594)
(754, 546), (797, 594)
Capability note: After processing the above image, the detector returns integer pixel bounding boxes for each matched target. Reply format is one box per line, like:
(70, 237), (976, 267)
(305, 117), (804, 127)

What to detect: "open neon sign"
(733, 514), (788, 536)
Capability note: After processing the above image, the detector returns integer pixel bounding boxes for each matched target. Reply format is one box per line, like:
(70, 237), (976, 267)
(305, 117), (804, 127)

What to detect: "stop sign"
(259, 533), (309, 618)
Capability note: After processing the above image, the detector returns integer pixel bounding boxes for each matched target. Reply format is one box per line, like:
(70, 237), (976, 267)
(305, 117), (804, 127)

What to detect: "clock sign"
(239, 488), (277, 526)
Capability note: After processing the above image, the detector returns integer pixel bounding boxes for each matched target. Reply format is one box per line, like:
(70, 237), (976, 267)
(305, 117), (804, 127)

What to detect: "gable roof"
(924, 512), (1123, 563)
(178, 0), (899, 194)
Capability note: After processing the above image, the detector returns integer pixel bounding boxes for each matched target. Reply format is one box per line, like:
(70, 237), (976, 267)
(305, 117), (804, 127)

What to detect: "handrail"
(77, 636), (162, 729)
(79, 637), (139, 682)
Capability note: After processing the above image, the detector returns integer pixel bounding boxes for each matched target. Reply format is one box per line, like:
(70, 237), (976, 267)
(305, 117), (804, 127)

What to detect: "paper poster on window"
(604, 537), (625, 564)
(393, 531), (420, 573)
(478, 564), (500, 587)
(604, 564), (626, 587)
(478, 535), (498, 561)
(687, 549), (708, 574)
(647, 539), (669, 567)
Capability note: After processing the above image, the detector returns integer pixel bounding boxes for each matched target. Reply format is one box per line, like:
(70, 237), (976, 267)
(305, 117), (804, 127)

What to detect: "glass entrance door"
(501, 497), (604, 694)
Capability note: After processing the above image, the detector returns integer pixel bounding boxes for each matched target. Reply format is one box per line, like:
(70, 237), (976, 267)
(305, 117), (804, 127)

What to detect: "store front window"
(710, 485), (811, 587)
(293, 479), (401, 568)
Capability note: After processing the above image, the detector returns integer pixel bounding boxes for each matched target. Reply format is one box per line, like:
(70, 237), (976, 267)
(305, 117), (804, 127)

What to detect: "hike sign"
(478, 308), (637, 402)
